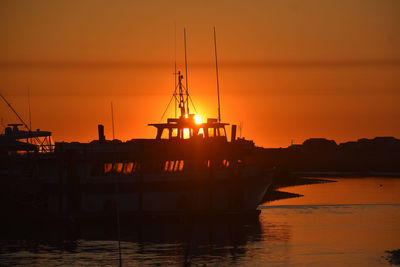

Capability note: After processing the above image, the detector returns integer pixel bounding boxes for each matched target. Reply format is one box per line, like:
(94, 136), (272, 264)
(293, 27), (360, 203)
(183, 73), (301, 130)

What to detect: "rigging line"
(0, 93), (30, 131)
(188, 95), (198, 114)
(184, 28), (189, 114)
(160, 94), (175, 122)
(174, 81), (177, 119)
(173, 84), (178, 118)
(173, 82), (179, 102)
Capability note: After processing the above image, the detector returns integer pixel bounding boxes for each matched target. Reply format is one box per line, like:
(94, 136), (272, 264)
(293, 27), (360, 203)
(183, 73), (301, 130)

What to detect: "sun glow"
(194, 114), (203, 124)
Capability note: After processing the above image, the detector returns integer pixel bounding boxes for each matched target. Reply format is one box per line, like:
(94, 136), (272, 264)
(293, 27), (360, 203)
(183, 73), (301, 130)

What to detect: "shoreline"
(292, 171), (400, 178)
(261, 175), (336, 203)
(262, 171), (400, 204)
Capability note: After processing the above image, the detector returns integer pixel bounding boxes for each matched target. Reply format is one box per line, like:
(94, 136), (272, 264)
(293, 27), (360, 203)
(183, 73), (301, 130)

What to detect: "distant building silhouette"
(254, 137), (400, 173)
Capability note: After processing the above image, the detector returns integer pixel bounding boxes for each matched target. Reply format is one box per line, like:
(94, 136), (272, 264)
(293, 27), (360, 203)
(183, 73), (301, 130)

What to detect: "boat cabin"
(0, 123), (54, 153)
(149, 114), (229, 141)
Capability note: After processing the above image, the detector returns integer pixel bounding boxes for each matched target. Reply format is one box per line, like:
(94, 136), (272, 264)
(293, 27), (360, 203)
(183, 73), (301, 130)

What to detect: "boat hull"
(1, 140), (272, 221)
(39, 172), (272, 221)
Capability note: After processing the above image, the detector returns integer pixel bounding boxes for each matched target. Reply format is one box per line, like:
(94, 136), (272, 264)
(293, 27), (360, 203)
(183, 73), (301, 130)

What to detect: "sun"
(194, 114), (203, 124)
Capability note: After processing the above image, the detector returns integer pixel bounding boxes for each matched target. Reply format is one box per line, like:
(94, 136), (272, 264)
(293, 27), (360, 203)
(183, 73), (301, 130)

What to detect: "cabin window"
(219, 127), (226, 137)
(161, 128), (169, 139)
(223, 159), (230, 167)
(104, 163), (112, 174)
(164, 160), (185, 172)
(164, 161), (170, 172)
(208, 128), (215, 138)
(113, 163), (123, 174)
(168, 161), (175, 172)
(171, 128), (178, 138)
(102, 161), (141, 176)
(174, 160), (183, 171)
(174, 161), (180, 172)
(205, 160), (210, 168)
(123, 162), (134, 175)
(165, 160), (177, 172)
(197, 128), (205, 138)
(183, 128), (191, 139)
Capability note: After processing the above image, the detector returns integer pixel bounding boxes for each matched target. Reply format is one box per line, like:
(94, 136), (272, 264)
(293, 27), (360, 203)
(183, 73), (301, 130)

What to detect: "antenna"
(213, 26), (221, 122)
(111, 102), (115, 140)
(184, 28), (189, 115)
(174, 22), (177, 118)
(28, 87), (32, 131)
(161, 27), (198, 121)
(177, 71), (186, 116)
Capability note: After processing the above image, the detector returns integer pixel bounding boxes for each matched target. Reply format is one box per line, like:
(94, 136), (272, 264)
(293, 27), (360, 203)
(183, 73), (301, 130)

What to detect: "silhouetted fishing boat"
(0, 95), (56, 221)
(0, 30), (272, 222)
(1, 73), (271, 222)
(50, 71), (272, 220)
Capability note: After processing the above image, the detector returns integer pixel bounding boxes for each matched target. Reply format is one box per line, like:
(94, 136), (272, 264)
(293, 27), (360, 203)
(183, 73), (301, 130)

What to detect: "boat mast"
(111, 102), (115, 140)
(174, 23), (177, 118)
(163, 28), (194, 120)
(28, 87), (32, 131)
(213, 27), (222, 122)
(177, 71), (186, 117)
(184, 28), (190, 115)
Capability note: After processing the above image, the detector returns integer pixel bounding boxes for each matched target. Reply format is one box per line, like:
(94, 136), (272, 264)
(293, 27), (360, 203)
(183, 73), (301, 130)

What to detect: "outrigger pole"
(0, 93), (49, 151)
(0, 93), (30, 131)
(213, 26), (222, 123)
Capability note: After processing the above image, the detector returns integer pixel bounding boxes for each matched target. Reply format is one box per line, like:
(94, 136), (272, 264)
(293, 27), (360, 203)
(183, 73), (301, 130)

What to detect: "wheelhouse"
(149, 114), (229, 141)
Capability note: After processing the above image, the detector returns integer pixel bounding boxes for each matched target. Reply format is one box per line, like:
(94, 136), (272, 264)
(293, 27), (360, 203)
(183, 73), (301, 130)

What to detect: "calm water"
(1, 177), (399, 266)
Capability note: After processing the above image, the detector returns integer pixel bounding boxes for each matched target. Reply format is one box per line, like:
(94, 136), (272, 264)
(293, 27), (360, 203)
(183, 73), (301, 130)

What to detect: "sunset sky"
(0, 0), (399, 147)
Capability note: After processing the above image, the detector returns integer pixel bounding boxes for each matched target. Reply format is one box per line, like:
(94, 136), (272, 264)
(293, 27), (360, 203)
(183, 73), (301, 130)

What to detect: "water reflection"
(266, 177), (400, 206)
(0, 216), (291, 266)
(4, 178), (398, 266)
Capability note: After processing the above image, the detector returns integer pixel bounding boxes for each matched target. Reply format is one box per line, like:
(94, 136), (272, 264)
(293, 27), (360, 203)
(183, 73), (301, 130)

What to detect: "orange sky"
(0, 0), (399, 147)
